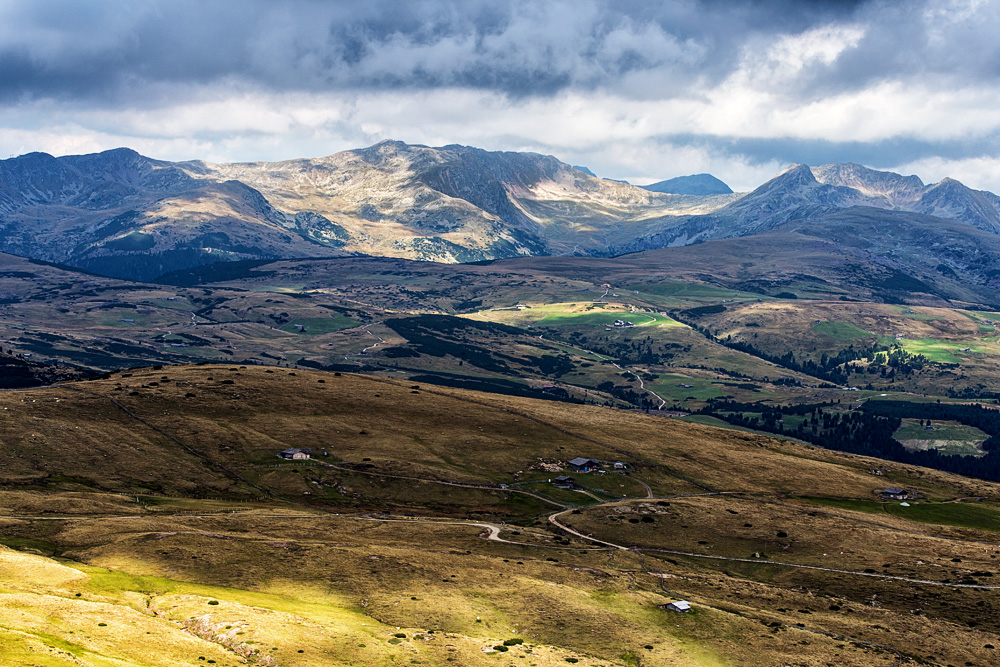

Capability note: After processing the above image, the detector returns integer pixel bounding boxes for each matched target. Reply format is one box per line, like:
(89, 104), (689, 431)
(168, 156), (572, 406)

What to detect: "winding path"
(359, 325), (385, 354)
(611, 361), (667, 410)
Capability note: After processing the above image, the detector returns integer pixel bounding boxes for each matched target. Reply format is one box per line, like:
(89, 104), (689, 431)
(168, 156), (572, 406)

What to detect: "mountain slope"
(206, 140), (739, 259)
(485, 202), (1000, 308)
(618, 163), (1000, 252)
(811, 162), (926, 207)
(3, 366), (1000, 667)
(0, 143), (739, 278)
(640, 173), (733, 195)
(0, 149), (348, 280)
(2, 143), (1000, 283)
(915, 177), (1000, 234)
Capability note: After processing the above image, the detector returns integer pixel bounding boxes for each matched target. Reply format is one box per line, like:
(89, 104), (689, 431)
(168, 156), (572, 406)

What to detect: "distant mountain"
(640, 173), (733, 195)
(2, 143), (1000, 289)
(507, 206), (1000, 307)
(914, 177), (1000, 234)
(210, 141), (733, 262)
(0, 148), (342, 281)
(0, 142), (737, 279)
(619, 163), (1000, 251)
(811, 162), (925, 207)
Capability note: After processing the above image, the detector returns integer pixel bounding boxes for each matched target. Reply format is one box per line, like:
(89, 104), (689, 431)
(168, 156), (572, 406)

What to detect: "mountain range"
(1, 141), (999, 292)
(623, 162), (1000, 249)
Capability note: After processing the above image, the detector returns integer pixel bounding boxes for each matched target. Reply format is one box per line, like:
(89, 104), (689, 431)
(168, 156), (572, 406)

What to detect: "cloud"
(1, 0), (1000, 193)
(0, 0), (873, 101)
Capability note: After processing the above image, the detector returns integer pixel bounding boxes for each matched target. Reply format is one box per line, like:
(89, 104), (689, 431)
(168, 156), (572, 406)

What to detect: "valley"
(3, 243), (1000, 472)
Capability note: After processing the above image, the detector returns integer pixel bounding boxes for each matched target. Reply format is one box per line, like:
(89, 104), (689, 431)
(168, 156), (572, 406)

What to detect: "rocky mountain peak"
(761, 163), (819, 191)
(812, 162), (925, 206)
(917, 176), (1000, 234)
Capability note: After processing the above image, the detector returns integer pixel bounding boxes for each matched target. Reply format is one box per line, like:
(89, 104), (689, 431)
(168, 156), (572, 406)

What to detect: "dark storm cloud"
(3, 0), (999, 189)
(792, 1), (1000, 99)
(0, 0), (891, 103)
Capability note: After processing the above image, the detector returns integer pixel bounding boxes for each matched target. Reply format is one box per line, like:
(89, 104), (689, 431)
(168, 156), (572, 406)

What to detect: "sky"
(1, 0), (999, 192)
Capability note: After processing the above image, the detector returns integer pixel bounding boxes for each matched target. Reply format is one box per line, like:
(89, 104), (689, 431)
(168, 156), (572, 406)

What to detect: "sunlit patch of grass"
(277, 315), (360, 335)
(887, 337), (966, 363)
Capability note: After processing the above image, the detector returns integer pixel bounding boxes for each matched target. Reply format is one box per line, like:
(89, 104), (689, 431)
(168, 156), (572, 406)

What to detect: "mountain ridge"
(1, 142), (999, 282)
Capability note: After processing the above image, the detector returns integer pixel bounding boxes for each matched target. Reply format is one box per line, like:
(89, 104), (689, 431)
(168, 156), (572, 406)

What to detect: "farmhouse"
(879, 487), (909, 500)
(568, 457), (599, 472)
(553, 475), (575, 489)
(278, 448), (311, 460)
(663, 600), (691, 613)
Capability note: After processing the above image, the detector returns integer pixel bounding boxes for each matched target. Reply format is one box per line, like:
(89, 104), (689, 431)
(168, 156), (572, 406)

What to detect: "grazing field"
(894, 419), (989, 457)
(812, 320), (872, 339)
(277, 314), (361, 334)
(1, 365), (999, 666)
(804, 497), (1000, 531)
(475, 301), (683, 330)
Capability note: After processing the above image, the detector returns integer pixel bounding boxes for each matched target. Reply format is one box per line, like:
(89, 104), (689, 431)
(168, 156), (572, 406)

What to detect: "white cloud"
(0, 125), (215, 162)
(737, 24), (866, 89)
(3, 0), (1000, 196)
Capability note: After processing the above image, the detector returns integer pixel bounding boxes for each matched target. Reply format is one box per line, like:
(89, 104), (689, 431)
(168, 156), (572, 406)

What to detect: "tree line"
(700, 398), (1000, 482)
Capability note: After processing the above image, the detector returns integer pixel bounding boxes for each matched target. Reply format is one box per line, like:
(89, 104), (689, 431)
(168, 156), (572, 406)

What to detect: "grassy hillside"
(1, 365), (1000, 666)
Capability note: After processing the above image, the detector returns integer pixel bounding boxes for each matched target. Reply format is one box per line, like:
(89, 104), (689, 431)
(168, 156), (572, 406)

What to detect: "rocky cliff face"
(811, 162), (926, 207)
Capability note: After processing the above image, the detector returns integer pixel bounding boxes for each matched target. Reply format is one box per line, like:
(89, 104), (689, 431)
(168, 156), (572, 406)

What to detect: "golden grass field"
(0, 365), (998, 666)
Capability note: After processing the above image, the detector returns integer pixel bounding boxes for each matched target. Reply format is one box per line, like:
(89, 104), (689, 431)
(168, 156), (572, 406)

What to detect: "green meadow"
(811, 321), (872, 340)
(805, 497), (1000, 532)
(278, 315), (361, 335)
